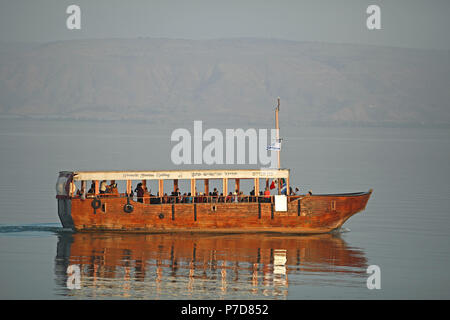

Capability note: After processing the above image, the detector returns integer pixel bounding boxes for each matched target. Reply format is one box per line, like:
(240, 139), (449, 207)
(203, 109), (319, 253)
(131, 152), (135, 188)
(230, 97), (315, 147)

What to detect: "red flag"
(270, 180), (276, 190)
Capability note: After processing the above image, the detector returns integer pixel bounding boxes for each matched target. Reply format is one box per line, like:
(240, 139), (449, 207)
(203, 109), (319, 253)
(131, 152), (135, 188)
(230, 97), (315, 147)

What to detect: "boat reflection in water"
(54, 232), (367, 299)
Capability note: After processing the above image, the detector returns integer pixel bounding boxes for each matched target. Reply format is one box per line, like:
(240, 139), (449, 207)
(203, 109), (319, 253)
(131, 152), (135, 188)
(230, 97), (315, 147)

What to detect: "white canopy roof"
(71, 169), (290, 181)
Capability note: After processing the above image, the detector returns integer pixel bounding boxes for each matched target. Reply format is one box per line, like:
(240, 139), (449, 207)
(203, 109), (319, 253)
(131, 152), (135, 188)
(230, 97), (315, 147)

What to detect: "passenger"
(77, 183), (85, 199)
(258, 191), (264, 203)
(149, 191), (156, 204)
(172, 187), (181, 203)
(154, 192), (161, 204)
(308, 190), (313, 196)
(226, 192), (232, 203)
(233, 191), (238, 203)
(109, 181), (118, 194)
(295, 187), (300, 195)
(219, 193), (224, 202)
(250, 188), (255, 202)
(149, 192), (153, 204)
(99, 180), (107, 194)
(264, 188), (271, 203)
(212, 188), (219, 203)
(135, 183), (145, 203)
(88, 182), (95, 194)
(186, 192), (192, 203)
(163, 193), (168, 204)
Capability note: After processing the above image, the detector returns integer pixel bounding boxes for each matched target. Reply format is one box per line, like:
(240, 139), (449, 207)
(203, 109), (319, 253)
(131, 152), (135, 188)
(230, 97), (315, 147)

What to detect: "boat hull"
(58, 191), (372, 234)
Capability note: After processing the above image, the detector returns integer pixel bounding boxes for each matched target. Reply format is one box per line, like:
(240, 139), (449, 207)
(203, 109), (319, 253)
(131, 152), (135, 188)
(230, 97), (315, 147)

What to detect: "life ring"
(123, 203), (134, 213)
(91, 199), (101, 210)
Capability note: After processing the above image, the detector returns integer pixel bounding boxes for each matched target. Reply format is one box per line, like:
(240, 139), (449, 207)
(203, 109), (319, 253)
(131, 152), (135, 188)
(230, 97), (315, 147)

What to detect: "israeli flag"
(280, 178), (287, 195)
(280, 181), (287, 195)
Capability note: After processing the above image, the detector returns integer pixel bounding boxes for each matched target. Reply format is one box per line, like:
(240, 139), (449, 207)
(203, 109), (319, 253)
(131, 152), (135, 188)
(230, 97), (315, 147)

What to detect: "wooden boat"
(56, 169), (371, 234)
(56, 99), (372, 234)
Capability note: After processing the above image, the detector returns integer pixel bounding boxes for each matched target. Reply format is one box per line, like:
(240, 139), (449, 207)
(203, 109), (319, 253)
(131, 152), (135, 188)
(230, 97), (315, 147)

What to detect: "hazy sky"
(1, 0), (449, 50)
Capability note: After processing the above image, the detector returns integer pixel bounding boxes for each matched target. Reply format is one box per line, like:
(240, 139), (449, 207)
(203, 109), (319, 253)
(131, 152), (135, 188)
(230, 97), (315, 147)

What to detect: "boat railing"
(74, 193), (303, 204)
(132, 194), (274, 204)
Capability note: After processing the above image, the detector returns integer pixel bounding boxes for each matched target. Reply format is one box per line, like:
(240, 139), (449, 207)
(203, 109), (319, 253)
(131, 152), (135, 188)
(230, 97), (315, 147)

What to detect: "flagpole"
(275, 97), (281, 194)
(275, 97), (280, 169)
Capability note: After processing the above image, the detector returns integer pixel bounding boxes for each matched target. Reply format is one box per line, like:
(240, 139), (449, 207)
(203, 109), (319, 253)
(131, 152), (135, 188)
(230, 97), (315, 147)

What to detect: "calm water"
(0, 119), (449, 299)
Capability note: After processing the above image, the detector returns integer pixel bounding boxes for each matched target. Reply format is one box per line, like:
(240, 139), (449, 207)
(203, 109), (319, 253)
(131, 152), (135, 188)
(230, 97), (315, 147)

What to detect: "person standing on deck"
(175, 188), (181, 203)
(135, 183), (145, 203)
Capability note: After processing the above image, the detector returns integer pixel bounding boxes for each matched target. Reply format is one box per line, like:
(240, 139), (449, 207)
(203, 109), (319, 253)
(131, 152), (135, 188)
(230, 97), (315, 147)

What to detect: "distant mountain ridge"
(0, 38), (449, 126)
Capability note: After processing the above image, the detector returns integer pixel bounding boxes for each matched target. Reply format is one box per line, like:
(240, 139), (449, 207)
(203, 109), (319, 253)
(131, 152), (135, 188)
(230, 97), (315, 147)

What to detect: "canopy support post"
(158, 179), (164, 197)
(223, 178), (228, 196)
(126, 180), (131, 195)
(190, 179), (196, 196)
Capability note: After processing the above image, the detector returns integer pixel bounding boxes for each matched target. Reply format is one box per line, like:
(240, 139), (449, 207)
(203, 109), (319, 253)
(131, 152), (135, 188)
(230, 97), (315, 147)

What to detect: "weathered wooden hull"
(58, 191), (372, 234)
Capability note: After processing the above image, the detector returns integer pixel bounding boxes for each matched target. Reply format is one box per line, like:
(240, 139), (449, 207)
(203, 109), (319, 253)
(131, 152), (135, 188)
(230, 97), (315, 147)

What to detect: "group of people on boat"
(83, 180), (119, 195)
(71, 180), (307, 202)
(128, 185), (304, 204)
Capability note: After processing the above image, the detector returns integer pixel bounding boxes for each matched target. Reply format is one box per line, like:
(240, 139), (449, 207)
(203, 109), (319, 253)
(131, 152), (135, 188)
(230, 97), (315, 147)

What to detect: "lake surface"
(0, 119), (449, 299)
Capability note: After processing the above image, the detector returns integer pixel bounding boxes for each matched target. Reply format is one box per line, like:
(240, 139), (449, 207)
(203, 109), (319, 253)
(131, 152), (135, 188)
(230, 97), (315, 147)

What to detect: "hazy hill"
(0, 38), (449, 126)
